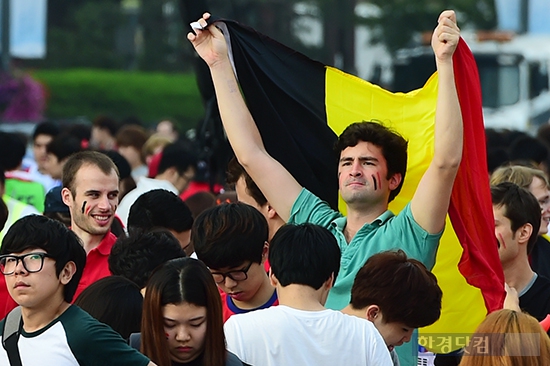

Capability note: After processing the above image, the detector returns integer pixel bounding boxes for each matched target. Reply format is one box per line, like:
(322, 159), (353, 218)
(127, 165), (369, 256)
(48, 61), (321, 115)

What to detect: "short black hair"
(0, 215), (86, 303)
(92, 115), (119, 136)
(46, 133), (82, 161)
(33, 121), (60, 140)
(0, 132), (26, 171)
(63, 123), (91, 142)
(101, 149), (132, 180)
(0, 198), (8, 232)
(108, 229), (185, 289)
(226, 157), (267, 206)
(128, 189), (193, 235)
(491, 182), (541, 254)
(192, 203), (268, 269)
(509, 136), (549, 166)
(269, 223), (341, 290)
(157, 142), (197, 175)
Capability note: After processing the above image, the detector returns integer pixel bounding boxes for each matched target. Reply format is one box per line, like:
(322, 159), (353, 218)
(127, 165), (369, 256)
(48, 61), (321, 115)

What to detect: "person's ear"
(517, 223), (533, 245)
(324, 272), (335, 289)
(261, 241), (269, 263)
(269, 269), (278, 287)
(365, 305), (381, 322)
(59, 261), (77, 285)
(388, 173), (402, 191)
(61, 187), (73, 206)
(266, 204), (278, 219)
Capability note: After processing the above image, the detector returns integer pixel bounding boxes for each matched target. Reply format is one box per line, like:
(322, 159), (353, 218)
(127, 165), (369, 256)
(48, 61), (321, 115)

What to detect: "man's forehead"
(209, 262), (247, 272)
(492, 204), (508, 219)
(34, 134), (53, 143)
(73, 165), (118, 187)
(340, 142), (384, 157)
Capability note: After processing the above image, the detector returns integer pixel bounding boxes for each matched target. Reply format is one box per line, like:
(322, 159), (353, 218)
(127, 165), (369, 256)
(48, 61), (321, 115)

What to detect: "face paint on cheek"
(371, 174), (378, 190)
(81, 201), (87, 214)
(497, 233), (507, 249)
(165, 332), (170, 339)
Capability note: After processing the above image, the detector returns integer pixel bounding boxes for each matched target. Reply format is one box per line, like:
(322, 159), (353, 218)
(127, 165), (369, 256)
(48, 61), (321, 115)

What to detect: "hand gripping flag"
(213, 18), (505, 353)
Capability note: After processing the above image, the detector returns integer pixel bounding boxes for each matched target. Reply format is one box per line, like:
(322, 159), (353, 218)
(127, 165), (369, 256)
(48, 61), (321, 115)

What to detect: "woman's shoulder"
(226, 351), (249, 366)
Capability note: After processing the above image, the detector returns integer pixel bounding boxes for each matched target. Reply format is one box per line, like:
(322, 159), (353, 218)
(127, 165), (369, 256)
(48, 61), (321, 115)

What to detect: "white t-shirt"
(224, 305), (392, 366)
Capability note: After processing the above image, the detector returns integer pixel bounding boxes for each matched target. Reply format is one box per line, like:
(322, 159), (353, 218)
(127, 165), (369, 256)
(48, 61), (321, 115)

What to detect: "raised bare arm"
(187, 13), (302, 221)
(410, 10), (463, 234)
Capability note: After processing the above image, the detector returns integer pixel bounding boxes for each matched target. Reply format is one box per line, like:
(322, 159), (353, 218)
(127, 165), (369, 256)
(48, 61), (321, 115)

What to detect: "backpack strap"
(2, 306), (23, 366)
(128, 332), (141, 350)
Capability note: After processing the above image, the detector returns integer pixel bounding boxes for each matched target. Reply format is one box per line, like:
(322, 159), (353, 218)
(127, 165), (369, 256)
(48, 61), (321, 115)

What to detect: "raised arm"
(410, 10), (463, 234)
(187, 13), (302, 221)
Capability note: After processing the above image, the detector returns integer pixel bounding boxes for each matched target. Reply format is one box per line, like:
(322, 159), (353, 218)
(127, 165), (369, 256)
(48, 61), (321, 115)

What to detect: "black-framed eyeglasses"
(0, 253), (52, 275)
(210, 262), (253, 284)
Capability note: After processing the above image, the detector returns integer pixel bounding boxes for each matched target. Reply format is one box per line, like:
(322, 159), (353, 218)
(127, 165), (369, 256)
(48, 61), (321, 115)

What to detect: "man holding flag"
(189, 10), (462, 364)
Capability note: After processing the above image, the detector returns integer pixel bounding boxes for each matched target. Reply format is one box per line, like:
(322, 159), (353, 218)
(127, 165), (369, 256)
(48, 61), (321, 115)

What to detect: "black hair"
(157, 142), (197, 176)
(491, 182), (541, 254)
(0, 215), (86, 302)
(127, 189), (193, 234)
(63, 123), (92, 142)
(0, 132), (27, 171)
(192, 203), (268, 269)
(509, 136), (549, 166)
(92, 115), (119, 136)
(109, 229), (186, 289)
(0, 198), (7, 232)
(46, 133), (82, 161)
(74, 276), (142, 340)
(269, 223), (341, 290)
(101, 149), (132, 180)
(33, 121), (60, 140)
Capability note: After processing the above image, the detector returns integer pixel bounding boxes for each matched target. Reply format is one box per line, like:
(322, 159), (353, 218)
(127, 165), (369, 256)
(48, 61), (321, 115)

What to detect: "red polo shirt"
(73, 231), (117, 301)
(0, 275), (17, 320)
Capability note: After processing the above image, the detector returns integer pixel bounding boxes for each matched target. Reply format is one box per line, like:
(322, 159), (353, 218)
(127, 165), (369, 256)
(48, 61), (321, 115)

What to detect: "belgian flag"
(213, 18), (504, 353)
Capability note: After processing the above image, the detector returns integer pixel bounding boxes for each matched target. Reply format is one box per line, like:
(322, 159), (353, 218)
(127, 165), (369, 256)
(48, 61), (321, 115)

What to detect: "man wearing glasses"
(0, 215), (155, 365)
(192, 203), (277, 322)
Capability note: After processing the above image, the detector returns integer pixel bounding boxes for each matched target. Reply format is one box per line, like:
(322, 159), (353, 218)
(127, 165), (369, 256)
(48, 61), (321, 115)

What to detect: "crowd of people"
(0, 8), (550, 366)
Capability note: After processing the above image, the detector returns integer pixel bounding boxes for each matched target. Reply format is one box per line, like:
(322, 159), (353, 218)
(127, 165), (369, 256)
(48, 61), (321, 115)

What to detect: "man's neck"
(152, 173), (176, 189)
(503, 257), (536, 294)
(341, 304), (365, 319)
(344, 204), (388, 242)
(71, 225), (106, 254)
(276, 284), (327, 311)
(22, 298), (70, 333)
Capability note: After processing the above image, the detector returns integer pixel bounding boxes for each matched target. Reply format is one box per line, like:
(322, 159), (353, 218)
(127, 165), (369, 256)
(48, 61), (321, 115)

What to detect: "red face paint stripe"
(497, 233), (506, 249)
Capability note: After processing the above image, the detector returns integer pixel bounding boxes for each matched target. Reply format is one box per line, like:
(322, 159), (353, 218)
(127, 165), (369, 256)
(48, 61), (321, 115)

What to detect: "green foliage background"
(32, 69), (203, 130)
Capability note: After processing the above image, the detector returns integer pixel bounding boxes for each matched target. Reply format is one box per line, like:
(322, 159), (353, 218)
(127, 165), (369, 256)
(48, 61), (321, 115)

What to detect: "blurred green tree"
(359, 0), (496, 54)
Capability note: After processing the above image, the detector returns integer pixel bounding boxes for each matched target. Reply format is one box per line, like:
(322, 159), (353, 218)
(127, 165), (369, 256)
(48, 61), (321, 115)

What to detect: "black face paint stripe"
(82, 201), (87, 214)
(372, 174), (377, 190)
